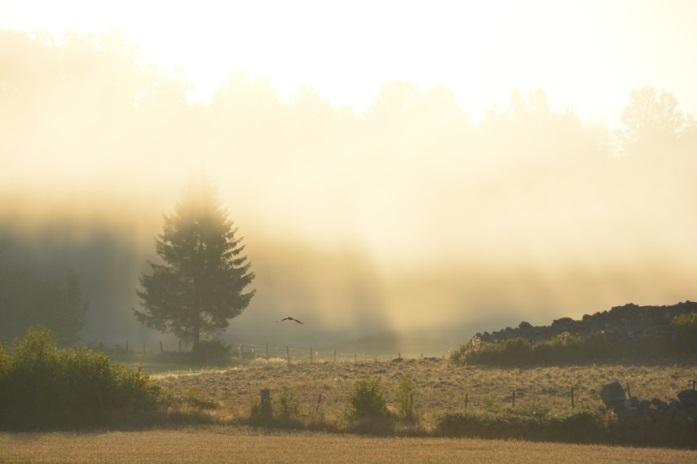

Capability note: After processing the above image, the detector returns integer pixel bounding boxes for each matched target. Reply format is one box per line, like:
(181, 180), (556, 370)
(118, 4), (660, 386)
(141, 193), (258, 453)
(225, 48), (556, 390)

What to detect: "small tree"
(134, 182), (255, 350)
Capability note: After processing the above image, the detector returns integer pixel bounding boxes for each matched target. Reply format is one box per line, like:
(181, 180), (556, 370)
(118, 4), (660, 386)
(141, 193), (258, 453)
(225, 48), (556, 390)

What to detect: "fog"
(2, 30), (697, 353)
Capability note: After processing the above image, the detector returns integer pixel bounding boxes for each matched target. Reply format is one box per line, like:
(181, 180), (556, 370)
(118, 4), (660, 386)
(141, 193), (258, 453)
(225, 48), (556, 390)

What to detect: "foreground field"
(2, 428), (696, 464)
(155, 359), (697, 426)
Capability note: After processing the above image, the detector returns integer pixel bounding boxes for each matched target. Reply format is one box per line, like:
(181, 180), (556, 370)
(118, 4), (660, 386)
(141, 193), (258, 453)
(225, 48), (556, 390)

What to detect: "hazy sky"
(2, 0), (696, 125)
(3, 0), (697, 339)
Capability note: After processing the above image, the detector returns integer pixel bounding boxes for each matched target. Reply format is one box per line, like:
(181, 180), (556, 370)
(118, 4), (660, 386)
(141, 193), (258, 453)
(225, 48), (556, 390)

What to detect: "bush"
(436, 409), (696, 447)
(191, 339), (231, 365)
(0, 327), (161, 428)
(673, 314), (697, 351)
(274, 387), (300, 423)
(346, 378), (393, 433)
(451, 332), (632, 366)
(396, 376), (418, 423)
(436, 409), (605, 442)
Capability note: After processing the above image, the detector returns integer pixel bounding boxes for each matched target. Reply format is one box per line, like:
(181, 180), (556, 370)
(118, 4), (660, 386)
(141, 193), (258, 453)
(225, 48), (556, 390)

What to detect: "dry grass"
(2, 427), (696, 464)
(154, 359), (697, 427)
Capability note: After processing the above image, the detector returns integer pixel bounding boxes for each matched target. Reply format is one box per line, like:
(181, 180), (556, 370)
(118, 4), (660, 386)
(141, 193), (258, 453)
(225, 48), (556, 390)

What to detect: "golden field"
(2, 428), (697, 464)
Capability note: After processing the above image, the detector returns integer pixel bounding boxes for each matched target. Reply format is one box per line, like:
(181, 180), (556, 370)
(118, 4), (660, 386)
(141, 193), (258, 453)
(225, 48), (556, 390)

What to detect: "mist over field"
(2, 3), (697, 353)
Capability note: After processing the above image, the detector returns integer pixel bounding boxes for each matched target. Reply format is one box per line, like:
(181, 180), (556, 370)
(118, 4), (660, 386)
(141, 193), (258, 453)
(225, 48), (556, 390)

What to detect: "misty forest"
(1, 4), (697, 462)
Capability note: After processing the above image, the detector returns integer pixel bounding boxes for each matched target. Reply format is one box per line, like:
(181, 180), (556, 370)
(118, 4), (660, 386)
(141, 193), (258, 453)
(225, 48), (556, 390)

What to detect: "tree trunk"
(193, 326), (200, 352)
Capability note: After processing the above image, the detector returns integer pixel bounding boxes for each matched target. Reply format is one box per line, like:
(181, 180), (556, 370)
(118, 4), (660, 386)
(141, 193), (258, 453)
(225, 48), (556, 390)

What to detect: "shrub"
(396, 376), (418, 423)
(436, 409), (605, 443)
(673, 314), (697, 351)
(346, 378), (393, 433)
(274, 387), (300, 423)
(191, 339), (231, 365)
(0, 327), (161, 428)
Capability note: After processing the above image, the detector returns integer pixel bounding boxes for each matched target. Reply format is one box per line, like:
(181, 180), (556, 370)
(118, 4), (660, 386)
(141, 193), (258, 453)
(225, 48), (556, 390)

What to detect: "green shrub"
(274, 387), (300, 423)
(346, 378), (393, 433)
(436, 409), (605, 442)
(436, 409), (695, 447)
(396, 376), (418, 423)
(0, 327), (161, 428)
(452, 332), (641, 366)
(673, 314), (697, 351)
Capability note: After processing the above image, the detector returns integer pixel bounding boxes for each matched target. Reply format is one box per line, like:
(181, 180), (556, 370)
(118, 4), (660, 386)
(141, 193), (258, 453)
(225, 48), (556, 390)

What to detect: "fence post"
(314, 392), (324, 417)
(238, 344), (243, 359)
(259, 389), (272, 421)
(465, 393), (469, 410)
(692, 380), (696, 391)
(286, 346), (291, 365)
(626, 383), (631, 398)
(309, 347), (313, 363)
(512, 389), (516, 408)
(571, 386), (575, 409)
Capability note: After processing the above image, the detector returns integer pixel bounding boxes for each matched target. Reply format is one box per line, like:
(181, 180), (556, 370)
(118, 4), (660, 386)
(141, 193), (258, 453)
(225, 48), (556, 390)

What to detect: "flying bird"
(279, 316), (303, 324)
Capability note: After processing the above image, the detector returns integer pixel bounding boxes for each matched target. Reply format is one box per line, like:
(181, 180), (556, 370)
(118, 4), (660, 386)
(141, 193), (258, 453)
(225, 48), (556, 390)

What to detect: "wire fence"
(90, 339), (439, 364)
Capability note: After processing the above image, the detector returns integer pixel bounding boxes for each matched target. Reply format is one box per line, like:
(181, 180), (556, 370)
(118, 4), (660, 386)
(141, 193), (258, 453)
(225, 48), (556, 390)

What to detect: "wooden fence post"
(626, 383), (631, 398)
(259, 389), (272, 421)
(692, 380), (696, 391)
(314, 393), (324, 417)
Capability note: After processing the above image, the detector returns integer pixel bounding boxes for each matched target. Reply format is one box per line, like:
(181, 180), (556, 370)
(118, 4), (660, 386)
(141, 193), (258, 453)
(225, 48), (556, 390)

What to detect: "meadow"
(154, 358), (697, 429)
(2, 428), (696, 464)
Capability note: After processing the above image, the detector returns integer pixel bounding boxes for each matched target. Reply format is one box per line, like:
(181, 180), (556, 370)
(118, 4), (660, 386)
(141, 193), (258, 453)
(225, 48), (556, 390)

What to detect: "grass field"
(2, 427), (696, 464)
(154, 358), (697, 427)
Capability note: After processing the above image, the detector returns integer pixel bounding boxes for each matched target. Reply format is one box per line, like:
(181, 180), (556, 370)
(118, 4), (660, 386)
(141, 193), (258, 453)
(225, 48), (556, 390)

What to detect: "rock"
(677, 389), (697, 407)
(600, 381), (626, 410)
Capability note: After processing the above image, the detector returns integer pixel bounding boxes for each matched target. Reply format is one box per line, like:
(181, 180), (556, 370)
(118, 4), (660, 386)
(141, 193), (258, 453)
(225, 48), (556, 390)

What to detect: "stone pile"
(600, 381), (697, 423)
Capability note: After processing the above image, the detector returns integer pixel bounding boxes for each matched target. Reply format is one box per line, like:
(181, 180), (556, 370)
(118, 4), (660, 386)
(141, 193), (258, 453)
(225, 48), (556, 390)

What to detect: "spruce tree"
(134, 183), (255, 350)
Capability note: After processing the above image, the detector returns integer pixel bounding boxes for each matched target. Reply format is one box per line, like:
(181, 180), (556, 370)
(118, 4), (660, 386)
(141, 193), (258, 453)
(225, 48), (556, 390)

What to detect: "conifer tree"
(134, 183), (255, 350)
